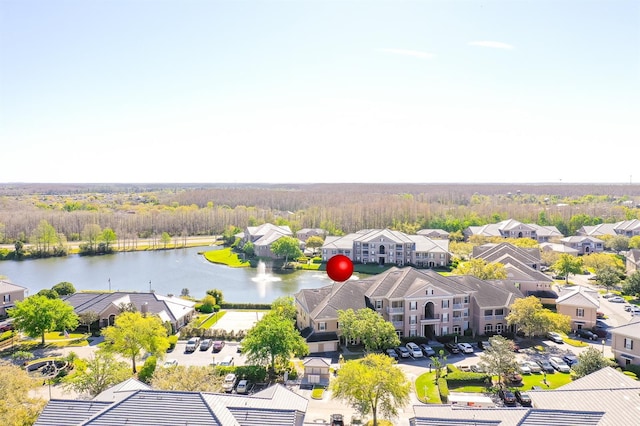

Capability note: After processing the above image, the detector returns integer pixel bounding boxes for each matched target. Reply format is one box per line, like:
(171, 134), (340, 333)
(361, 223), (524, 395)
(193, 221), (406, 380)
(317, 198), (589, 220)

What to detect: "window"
(3, 294), (9, 302)
(409, 329), (417, 337)
(318, 322), (326, 331)
(442, 313), (449, 322)
(410, 301), (417, 311)
(442, 300), (449, 309)
(495, 309), (504, 316)
(625, 338), (634, 350)
(410, 315), (417, 325)
(441, 326), (448, 335)
(576, 308), (584, 317)
(485, 324), (493, 334)
(484, 309), (493, 317)
(375, 300), (382, 309)
(496, 323), (503, 333)
(463, 296), (469, 304)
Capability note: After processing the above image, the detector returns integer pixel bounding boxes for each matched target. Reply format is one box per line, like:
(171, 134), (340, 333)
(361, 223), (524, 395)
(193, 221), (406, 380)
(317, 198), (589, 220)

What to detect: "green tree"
(337, 308), (400, 352)
(478, 335), (519, 385)
(78, 311), (100, 334)
(8, 295), (79, 344)
(62, 351), (131, 397)
(270, 296), (297, 321)
(30, 219), (60, 256)
(506, 296), (570, 338)
(582, 252), (624, 274)
(429, 349), (448, 380)
(160, 231), (171, 249)
(552, 254), (584, 284)
(595, 266), (622, 290)
(36, 288), (59, 299)
(451, 258), (507, 280)
(305, 235), (324, 254)
(200, 295), (217, 313)
(573, 346), (616, 378)
(623, 271), (640, 298)
(242, 241), (255, 257)
(151, 365), (223, 392)
(448, 241), (473, 260)
(100, 227), (117, 252)
(330, 353), (411, 426)
(605, 235), (629, 253)
(101, 311), (170, 373)
(629, 235), (640, 249)
(206, 289), (224, 305)
(270, 236), (302, 265)
(0, 364), (45, 425)
(243, 311), (308, 379)
(52, 281), (76, 296)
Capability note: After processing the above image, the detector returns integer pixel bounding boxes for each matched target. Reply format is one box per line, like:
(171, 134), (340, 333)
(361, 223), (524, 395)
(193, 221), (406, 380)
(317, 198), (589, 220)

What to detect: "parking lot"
(165, 338), (247, 368)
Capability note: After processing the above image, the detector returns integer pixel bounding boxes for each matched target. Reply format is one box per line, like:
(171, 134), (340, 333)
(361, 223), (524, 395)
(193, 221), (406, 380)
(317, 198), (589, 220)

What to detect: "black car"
(419, 343), (436, 357)
(576, 329), (598, 341)
(200, 338), (212, 351)
(514, 390), (532, 407)
(498, 389), (517, 406)
(444, 342), (460, 354)
(330, 414), (344, 426)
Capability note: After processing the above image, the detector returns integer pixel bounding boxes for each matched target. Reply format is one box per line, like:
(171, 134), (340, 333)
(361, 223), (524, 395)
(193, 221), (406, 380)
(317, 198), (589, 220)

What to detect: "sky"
(1, 0), (639, 184)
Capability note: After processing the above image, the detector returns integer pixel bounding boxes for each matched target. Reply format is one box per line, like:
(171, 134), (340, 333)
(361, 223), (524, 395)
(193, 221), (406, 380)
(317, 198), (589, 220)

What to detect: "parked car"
(219, 356), (234, 366)
(222, 373), (237, 392)
(444, 342), (460, 354)
(524, 360), (541, 373)
(0, 323), (14, 332)
(406, 342), (424, 357)
(536, 359), (555, 374)
(385, 348), (399, 360)
(457, 342), (474, 354)
(200, 338), (212, 351)
(514, 390), (532, 407)
(419, 343), (436, 357)
(518, 362), (531, 374)
(329, 414), (344, 426)
(470, 364), (485, 373)
(395, 346), (411, 358)
(602, 292), (616, 299)
(237, 339), (245, 353)
(549, 356), (571, 373)
(631, 306), (640, 315)
(608, 296), (625, 303)
(505, 372), (523, 385)
(185, 337), (200, 352)
(576, 329), (598, 341)
(162, 359), (178, 368)
(212, 340), (225, 352)
(563, 354), (579, 366)
(547, 332), (564, 344)
(478, 340), (491, 350)
(596, 311), (605, 318)
(498, 389), (517, 406)
(236, 379), (253, 394)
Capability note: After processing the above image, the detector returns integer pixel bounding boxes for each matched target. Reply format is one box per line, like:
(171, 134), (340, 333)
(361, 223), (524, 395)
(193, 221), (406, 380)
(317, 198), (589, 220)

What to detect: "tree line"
(1, 183), (639, 259)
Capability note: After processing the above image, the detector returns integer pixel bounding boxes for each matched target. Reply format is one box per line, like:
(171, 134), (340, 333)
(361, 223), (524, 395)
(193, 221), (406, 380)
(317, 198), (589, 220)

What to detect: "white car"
(608, 296), (625, 303)
(406, 342), (423, 357)
(518, 362), (532, 374)
(549, 356), (571, 373)
(457, 342), (474, 354)
(547, 332), (564, 344)
(222, 373), (237, 392)
(524, 360), (542, 373)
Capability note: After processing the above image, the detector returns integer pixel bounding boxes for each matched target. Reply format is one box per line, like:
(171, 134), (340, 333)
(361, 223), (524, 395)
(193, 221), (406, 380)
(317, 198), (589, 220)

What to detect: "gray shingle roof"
(35, 400), (112, 426)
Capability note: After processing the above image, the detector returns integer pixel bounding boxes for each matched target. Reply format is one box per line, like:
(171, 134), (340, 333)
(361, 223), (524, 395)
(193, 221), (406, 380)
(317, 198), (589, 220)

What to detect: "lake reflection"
(0, 246), (340, 303)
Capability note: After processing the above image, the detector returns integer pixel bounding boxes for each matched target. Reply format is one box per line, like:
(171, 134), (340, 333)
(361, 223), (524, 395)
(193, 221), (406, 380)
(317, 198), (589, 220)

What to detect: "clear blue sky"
(1, 0), (638, 184)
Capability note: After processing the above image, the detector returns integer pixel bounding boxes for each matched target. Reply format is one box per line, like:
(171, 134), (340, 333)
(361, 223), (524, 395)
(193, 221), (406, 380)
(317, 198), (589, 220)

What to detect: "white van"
(405, 342), (423, 357)
(219, 356), (234, 366)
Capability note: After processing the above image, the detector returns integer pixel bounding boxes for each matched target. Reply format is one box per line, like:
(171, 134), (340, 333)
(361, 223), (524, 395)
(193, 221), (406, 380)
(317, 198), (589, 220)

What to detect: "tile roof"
(35, 400), (112, 426)
(556, 286), (599, 307)
(0, 279), (28, 293)
(609, 317), (640, 339)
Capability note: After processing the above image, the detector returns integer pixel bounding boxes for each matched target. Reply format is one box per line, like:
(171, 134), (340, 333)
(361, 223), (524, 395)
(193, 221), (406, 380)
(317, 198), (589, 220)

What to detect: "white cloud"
(377, 48), (435, 59)
(469, 41), (514, 50)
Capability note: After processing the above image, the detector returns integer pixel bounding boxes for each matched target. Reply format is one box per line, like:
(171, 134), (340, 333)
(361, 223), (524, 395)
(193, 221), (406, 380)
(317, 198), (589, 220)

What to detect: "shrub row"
(437, 377), (449, 403)
(220, 303), (271, 310)
(179, 327), (246, 341)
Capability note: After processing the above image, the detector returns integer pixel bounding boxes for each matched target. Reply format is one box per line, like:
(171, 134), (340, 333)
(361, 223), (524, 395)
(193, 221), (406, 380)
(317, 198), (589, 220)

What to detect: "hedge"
(437, 377), (449, 403)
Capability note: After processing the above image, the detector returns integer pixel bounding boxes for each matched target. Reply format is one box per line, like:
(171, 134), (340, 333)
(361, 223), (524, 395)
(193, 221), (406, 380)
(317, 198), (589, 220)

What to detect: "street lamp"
(601, 339), (606, 355)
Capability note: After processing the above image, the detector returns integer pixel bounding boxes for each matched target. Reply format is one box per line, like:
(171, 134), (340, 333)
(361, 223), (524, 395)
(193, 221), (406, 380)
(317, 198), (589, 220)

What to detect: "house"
(578, 219), (640, 238)
(35, 383), (308, 426)
(240, 223), (294, 259)
(0, 280), (27, 316)
(539, 242), (579, 256)
(473, 243), (556, 301)
(464, 219), (563, 243)
(409, 367), (638, 425)
(321, 229), (451, 268)
(295, 266), (522, 349)
(610, 318), (640, 367)
(626, 249), (640, 275)
(555, 286), (600, 331)
(560, 236), (605, 255)
(62, 292), (196, 333)
(301, 357), (332, 388)
(416, 229), (450, 239)
(296, 228), (326, 243)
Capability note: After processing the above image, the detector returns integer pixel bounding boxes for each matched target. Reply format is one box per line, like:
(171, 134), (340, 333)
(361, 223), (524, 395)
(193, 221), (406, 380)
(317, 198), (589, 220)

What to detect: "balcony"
(392, 321), (404, 328)
(452, 317), (463, 323)
(453, 303), (463, 309)
(420, 314), (441, 324)
(386, 306), (404, 314)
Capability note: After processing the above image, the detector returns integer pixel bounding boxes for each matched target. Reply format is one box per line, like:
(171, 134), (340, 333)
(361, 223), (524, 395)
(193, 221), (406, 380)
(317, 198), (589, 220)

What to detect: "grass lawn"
(415, 372), (442, 403)
(511, 372), (573, 390)
(202, 247), (250, 267)
(198, 311), (226, 328)
(311, 385), (325, 399)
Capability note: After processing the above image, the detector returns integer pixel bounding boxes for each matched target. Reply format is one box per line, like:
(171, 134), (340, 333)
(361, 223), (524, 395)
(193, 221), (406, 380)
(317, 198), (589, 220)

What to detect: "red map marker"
(326, 254), (354, 282)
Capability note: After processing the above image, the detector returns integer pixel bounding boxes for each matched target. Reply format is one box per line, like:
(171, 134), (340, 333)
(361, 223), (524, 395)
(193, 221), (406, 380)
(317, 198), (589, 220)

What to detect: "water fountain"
(252, 261), (281, 283)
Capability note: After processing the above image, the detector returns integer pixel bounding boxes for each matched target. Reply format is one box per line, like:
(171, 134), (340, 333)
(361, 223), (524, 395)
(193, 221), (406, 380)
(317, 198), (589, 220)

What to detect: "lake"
(0, 246), (346, 303)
